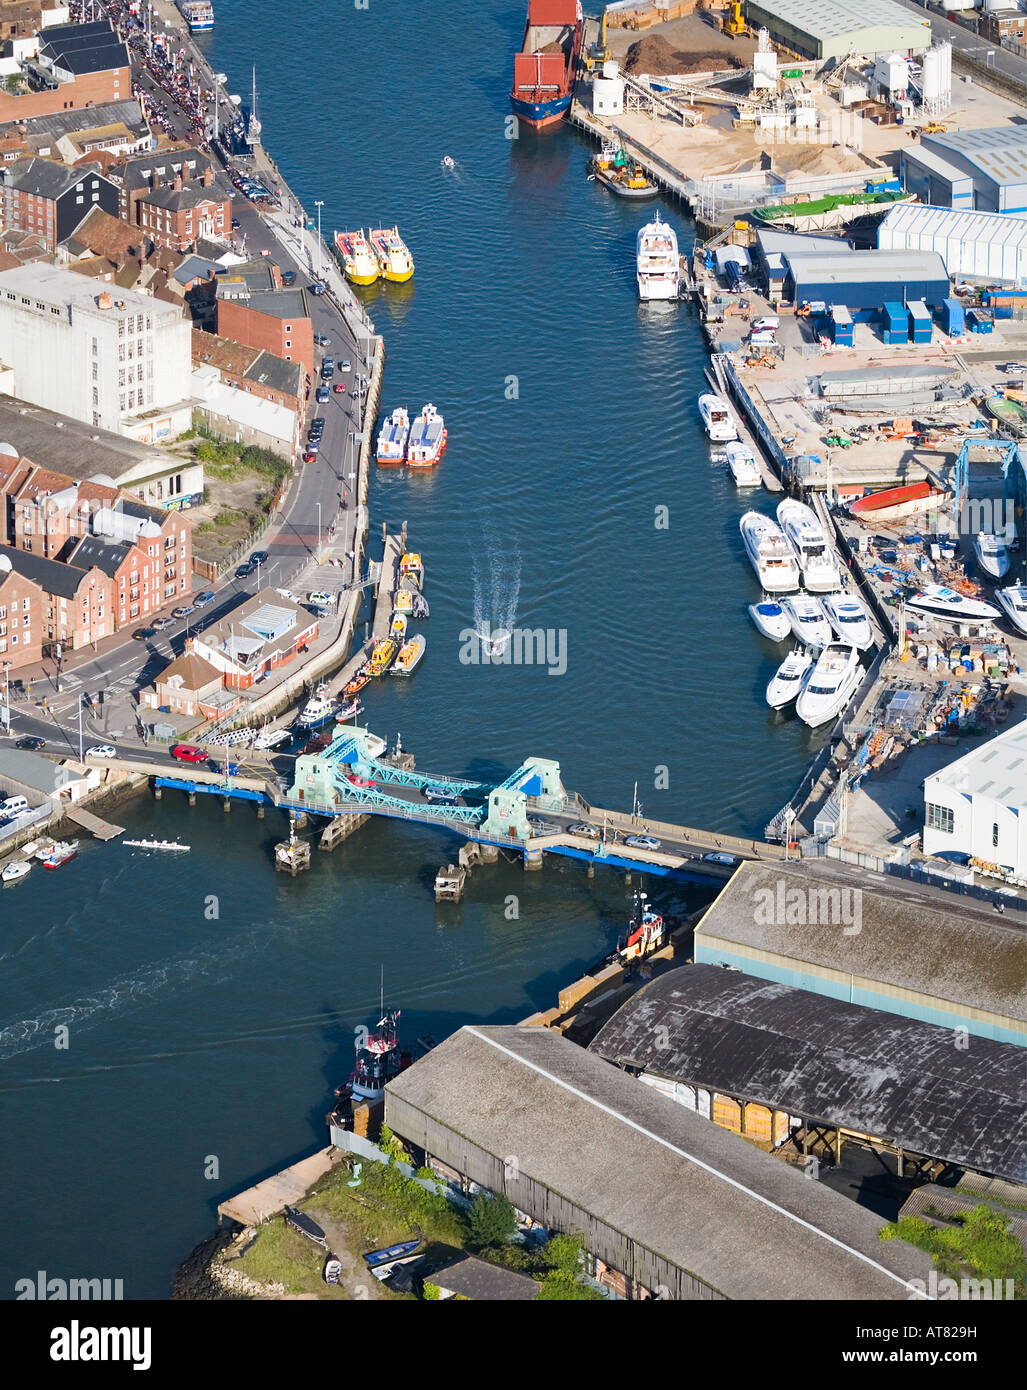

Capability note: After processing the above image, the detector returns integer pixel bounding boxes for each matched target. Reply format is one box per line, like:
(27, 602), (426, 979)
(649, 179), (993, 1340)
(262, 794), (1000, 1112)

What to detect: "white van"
(0, 794), (29, 818)
(752, 316), (779, 334)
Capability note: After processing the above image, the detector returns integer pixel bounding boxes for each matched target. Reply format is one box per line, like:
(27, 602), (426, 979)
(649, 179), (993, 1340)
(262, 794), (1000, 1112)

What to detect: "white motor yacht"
(974, 532), (1011, 581)
(784, 593), (833, 648)
(698, 393), (737, 442)
(1, 859), (31, 883)
(777, 498), (840, 593)
(748, 598), (791, 640)
(766, 648), (814, 710)
(822, 590), (874, 651)
(995, 584), (1027, 635)
(636, 212), (680, 301)
(796, 644), (862, 728)
(726, 440), (761, 486)
(739, 511), (801, 593)
(905, 584), (1000, 624)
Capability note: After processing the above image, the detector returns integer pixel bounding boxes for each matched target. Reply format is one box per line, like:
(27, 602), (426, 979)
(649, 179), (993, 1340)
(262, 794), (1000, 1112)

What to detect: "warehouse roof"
(0, 396), (169, 485)
(926, 722), (1027, 811)
(589, 965), (1027, 1184)
(880, 203), (1027, 250)
(746, 0), (929, 43)
(385, 1026), (934, 1300)
(901, 145), (976, 188)
(785, 247), (949, 287)
(694, 861), (1027, 1022)
(924, 127), (1027, 189)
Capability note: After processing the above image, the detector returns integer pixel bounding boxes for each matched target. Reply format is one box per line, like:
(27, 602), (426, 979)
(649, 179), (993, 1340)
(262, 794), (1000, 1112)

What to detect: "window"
(22, 598), (30, 611)
(926, 803), (954, 834)
(993, 822), (1000, 848)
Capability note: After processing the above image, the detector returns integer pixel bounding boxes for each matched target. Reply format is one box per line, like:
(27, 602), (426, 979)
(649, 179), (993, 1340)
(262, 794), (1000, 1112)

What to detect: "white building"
(923, 722), (1027, 881)
(878, 204), (1027, 287)
(0, 264), (193, 439)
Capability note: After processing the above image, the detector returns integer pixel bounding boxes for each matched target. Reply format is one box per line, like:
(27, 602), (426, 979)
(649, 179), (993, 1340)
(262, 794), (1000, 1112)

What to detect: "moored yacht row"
(740, 500), (842, 594)
(376, 404), (448, 467)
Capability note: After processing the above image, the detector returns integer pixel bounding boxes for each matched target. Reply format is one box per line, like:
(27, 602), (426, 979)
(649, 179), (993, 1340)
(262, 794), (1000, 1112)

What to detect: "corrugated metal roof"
(589, 965), (1027, 1183)
(785, 247), (949, 285)
(927, 722), (1027, 810)
(880, 203), (1027, 250)
(924, 127), (1027, 188)
(746, 0), (928, 43)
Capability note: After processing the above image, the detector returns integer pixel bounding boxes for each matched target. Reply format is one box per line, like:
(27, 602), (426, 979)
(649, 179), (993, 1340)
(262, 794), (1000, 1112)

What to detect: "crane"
(725, 1), (746, 37)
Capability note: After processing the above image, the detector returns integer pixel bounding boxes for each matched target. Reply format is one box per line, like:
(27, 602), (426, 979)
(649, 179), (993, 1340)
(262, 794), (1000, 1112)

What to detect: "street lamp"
(1, 660), (10, 735)
(315, 500), (322, 562)
(314, 199), (324, 279)
(77, 692), (85, 763)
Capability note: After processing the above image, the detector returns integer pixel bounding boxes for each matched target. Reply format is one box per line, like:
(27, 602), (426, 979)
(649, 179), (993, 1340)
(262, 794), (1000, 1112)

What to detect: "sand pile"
(623, 34), (746, 76)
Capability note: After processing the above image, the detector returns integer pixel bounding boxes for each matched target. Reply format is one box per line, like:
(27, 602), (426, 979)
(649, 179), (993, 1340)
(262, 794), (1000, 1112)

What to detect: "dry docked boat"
(406, 404), (447, 466)
(725, 440), (761, 486)
(698, 393), (737, 443)
(821, 591), (873, 651)
(848, 480), (947, 524)
(776, 498), (840, 593)
(392, 633), (426, 675)
(739, 511), (800, 593)
(783, 593), (833, 649)
(368, 225), (414, 282)
(376, 408), (410, 465)
(748, 598), (791, 641)
(766, 647), (814, 710)
(335, 229), (379, 285)
(995, 585), (1027, 635)
(795, 644), (861, 728)
(974, 532), (1011, 581)
(905, 584), (1000, 624)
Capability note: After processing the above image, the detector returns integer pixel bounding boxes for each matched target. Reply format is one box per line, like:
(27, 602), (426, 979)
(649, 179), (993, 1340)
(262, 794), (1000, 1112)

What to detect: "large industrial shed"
(917, 128), (1027, 216)
(900, 146), (975, 213)
(694, 861), (1026, 1045)
(784, 247), (950, 310)
(742, 0), (930, 60)
(589, 965), (1027, 1185)
(384, 1025), (934, 1300)
(879, 205), (1027, 288)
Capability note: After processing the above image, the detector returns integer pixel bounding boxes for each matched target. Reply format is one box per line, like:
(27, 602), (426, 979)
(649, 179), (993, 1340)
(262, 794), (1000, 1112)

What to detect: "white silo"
(921, 42), (951, 118)
(593, 61), (624, 116)
(753, 29), (778, 90)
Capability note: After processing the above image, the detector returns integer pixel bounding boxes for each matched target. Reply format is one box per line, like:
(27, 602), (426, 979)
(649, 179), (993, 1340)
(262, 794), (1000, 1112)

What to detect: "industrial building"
(923, 722), (1027, 881)
(589, 965), (1027, 1185)
(693, 861), (1026, 1045)
(878, 204), (1027, 287)
(742, 0), (930, 61)
(384, 1025), (934, 1300)
(903, 128), (1027, 216)
(783, 247), (950, 311)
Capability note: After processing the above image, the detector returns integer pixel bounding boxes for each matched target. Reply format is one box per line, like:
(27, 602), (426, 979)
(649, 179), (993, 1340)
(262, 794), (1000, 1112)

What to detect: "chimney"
(151, 169), (160, 189)
(96, 292), (112, 310)
(202, 164), (213, 187)
(173, 172), (183, 192)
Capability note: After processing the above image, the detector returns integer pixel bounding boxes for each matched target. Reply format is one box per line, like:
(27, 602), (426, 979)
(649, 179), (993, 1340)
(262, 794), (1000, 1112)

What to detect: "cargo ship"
(510, 0), (583, 130)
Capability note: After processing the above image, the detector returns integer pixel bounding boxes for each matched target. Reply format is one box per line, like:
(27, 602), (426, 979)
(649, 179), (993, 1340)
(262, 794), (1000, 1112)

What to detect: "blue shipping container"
(941, 297), (964, 336)
(882, 300), (908, 345)
(908, 300), (932, 343)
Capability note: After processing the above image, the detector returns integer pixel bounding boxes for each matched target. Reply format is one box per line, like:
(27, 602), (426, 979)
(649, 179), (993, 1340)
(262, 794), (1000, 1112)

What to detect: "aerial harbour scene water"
(0, 0), (1025, 1337)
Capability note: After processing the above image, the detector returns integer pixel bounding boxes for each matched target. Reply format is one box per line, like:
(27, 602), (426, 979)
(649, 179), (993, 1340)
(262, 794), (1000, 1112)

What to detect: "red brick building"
(1, 157), (119, 254)
(0, 554), (44, 669)
(216, 287), (314, 382)
(192, 328), (306, 414)
(0, 20), (130, 123)
(188, 589), (317, 691)
(136, 166), (231, 253)
(0, 541), (114, 660)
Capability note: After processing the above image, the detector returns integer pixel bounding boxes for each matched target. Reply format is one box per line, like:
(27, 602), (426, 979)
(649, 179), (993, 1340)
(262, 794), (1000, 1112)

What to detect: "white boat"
(390, 611), (408, 641)
(123, 840), (191, 851)
(41, 839), (79, 870)
(297, 683), (337, 729)
(178, 0), (214, 30)
(783, 594), (833, 648)
(974, 532), (1011, 581)
(698, 393), (737, 443)
(905, 584), (1000, 624)
(406, 403), (447, 466)
(725, 440), (761, 486)
(739, 511), (801, 593)
(995, 584), (1027, 635)
(821, 590), (874, 651)
(795, 644), (862, 728)
(252, 727), (292, 750)
(766, 648), (814, 710)
(748, 598), (791, 640)
(1, 859), (31, 883)
(636, 212), (680, 301)
(776, 498), (840, 593)
(376, 407), (410, 464)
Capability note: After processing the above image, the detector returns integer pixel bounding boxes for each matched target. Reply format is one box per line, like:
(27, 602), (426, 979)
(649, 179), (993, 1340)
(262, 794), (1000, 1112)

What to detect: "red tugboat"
(617, 890), (667, 962)
(510, 0), (584, 131)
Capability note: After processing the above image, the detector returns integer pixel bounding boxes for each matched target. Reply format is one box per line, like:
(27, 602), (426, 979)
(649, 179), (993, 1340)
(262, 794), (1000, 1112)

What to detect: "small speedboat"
(995, 584), (1027, 635)
(410, 592), (430, 619)
(698, 393), (737, 442)
(252, 726), (291, 750)
(334, 698), (362, 721)
(905, 584), (1000, 624)
(974, 532), (1011, 581)
(796, 644), (861, 728)
(390, 611), (408, 641)
(821, 591), (874, 651)
(392, 633), (426, 675)
(766, 648), (814, 710)
(726, 440), (761, 487)
(42, 839), (79, 870)
(441, 155), (455, 169)
(1, 859), (31, 884)
(343, 672), (370, 699)
(784, 594), (832, 648)
(748, 599), (791, 641)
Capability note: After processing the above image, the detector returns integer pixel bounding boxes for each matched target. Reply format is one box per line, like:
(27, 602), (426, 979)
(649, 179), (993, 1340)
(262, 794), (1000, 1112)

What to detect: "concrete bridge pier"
(478, 843), (499, 864)
(524, 848), (544, 872)
(153, 785), (162, 801)
(223, 798), (231, 814)
(319, 814), (369, 850)
(256, 803), (265, 819)
(188, 791), (196, 807)
(586, 862), (595, 879)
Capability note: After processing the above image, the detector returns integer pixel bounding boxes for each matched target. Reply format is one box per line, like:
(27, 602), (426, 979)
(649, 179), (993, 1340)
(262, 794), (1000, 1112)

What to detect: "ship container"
(967, 308), (994, 335)
(510, 0), (583, 130)
(940, 297), (964, 337)
(907, 300), (932, 344)
(881, 301), (909, 344)
(830, 304), (853, 346)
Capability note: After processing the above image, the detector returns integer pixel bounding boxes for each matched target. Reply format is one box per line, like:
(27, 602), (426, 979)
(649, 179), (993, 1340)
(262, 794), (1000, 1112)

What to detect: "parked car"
(194, 591), (216, 608)
(250, 550), (269, 565)
(231, 218), (240, 229)
(315, 385), (330, 404)
(208, 757), (239, 775)
(345, 772), (377, 789)
(333, 383), (346, 394)
(305, 438), (320, 455)
(236, 560), (257, 578)
(308, 418), (325, 435)
(303, 449), (317, 464)
(702, 851), (738, 866)
(339, 360), (352, 371)
(85, 744), (117, 759)
(281, 270), (296, 285)
(309, 281), (326, 296)
(313, 332), (330, 347)
(625, 834), (661, 851)
(132, 626), (156, 641)
(307, 590), (332, 606)
(16, 735), (45, 750)
(423, 786), (460, 804)
(171, 744), (207, 763)
(172, 604), (196, 619)
(152, 616), (174, 630)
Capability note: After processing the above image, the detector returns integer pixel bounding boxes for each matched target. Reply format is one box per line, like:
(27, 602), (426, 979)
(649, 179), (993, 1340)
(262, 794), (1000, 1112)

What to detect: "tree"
(543, 1232), (585, 1278)
(467, 1192), (517, 1249)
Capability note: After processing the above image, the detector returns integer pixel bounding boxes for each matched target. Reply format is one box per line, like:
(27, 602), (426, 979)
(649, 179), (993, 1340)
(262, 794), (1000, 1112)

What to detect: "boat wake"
(471, 535), (520, 653)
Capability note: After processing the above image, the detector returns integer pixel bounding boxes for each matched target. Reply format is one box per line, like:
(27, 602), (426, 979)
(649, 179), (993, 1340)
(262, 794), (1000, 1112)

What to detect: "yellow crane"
(725, 1), (746, 36)
(587, 11), (609, 71)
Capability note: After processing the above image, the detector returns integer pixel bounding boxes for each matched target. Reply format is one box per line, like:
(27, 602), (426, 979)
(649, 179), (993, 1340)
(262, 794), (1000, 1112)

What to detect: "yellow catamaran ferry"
(335, 229), (379, 285)
(369, 225), (414, 282)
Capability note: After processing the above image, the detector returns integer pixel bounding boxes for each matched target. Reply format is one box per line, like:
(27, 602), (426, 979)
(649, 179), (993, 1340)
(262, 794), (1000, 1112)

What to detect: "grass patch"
(880, 1205), (1025, 1297)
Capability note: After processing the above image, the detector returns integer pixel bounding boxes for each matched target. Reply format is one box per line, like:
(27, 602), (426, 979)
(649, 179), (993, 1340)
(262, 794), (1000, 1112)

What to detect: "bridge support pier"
(478, 843), (498, 864)
(624, 870), (632, 885)
(294, 812), (308, 830)
(586, 862), (595, 879)
(223, 798), (231, 814)
(153, 785), (162, 801)
(188, 792), (196, 807)
(524, 848), (544, 872)
(256, 803), (265, 819)
(319, 814), (369, 850)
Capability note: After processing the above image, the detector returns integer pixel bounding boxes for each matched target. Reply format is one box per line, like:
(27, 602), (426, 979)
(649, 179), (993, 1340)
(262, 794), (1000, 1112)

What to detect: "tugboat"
(328, 1006), (412, 1133)
(588, 142), (659, 200)
(616, 889), (666, 962)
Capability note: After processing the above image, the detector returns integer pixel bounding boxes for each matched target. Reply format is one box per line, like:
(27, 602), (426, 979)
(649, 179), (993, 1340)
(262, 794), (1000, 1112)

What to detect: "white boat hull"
(784, 596), (833, 649)
(766, 650), (813, 709)
(796, 645), (861, 728)
(995, 585), (1027, 635)
(740, 511), (800, 594)
(748, 601), (791, 641)
(906, 587), (1000, 624)
(974, 536), (1011, 581)
(822, 593), (874, 651)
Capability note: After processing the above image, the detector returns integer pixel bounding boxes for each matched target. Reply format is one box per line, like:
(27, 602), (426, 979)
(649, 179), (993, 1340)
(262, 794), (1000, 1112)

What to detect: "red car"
(303, 449), (317, 463)
(333, 383), (346, 394)
(345, 772), (377, 789)
(172, 744), (207, 763)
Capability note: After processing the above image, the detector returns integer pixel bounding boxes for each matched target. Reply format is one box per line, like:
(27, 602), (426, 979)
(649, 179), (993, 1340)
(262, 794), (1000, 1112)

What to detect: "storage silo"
(921, 42), (952, 117)
(753, 29), (778, 91)
(593, 61), (624, 117)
